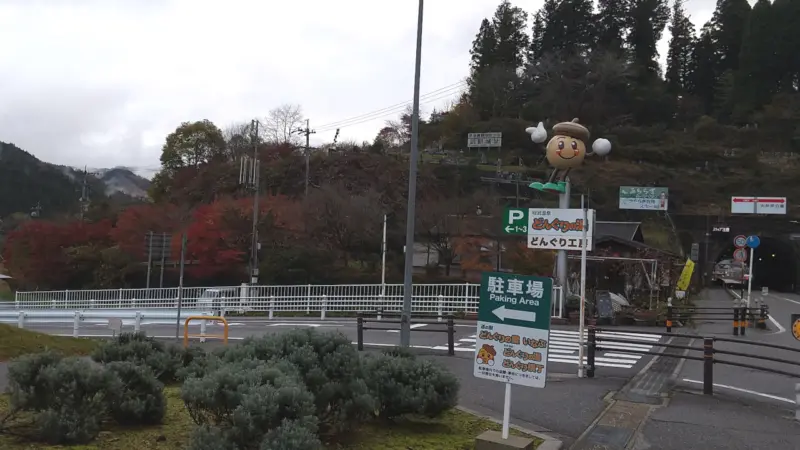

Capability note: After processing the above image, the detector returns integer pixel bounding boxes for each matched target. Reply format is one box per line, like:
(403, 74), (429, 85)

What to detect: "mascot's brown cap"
(553, 118), (590, 143)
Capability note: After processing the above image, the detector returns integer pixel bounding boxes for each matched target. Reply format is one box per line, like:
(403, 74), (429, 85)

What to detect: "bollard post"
(733, 307), (739, 336)
(357, 313), (364, 351)
(758, 304), (767, 330)
(377, 294), (384, 321)
(437, 295), (444, 322)
(17, 311), (24, 329)
(134, 311), (142, 333)
(703, 337), (714, 395)
(268, 295), (275, 320)
(740, 306), (746, 336)
(447, 315), (455, 356)
(795, 383), (799, 422)
(587, 326), (596, 378)
(321, 295), (327, 321)
(200, 319), (207, 343)
(73, 311), (81, 338)
(666, 303), (673, 333)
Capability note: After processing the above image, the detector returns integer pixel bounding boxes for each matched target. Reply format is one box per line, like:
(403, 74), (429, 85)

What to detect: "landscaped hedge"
(0, 329), (461, 448)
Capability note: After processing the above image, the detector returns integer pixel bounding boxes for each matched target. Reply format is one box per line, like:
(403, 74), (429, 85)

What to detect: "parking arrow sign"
(492, 305), (537, 323)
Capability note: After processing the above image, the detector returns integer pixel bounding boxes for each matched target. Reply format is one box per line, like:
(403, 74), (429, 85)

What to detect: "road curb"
(455, 405), (563, 449)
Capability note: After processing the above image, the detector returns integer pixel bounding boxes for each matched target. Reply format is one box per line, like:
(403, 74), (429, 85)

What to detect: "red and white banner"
(731, 197), (787, 215)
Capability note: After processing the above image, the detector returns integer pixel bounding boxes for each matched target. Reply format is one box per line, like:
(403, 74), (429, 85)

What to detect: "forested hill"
(0, 142), (149, 220)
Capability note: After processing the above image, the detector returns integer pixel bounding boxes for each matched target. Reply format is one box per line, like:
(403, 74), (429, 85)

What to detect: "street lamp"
(400, 0), (424, 347)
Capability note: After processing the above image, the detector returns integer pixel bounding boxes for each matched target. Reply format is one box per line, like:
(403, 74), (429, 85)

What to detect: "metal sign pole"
(175, 233), (187, 340)
(145, 231), (153, 290)
(578, 195), (588, 378)
(747, 247), (754, 309)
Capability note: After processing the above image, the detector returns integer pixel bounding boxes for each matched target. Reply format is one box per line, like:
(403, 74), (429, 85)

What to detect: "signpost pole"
(557, 179), (570, 294)
(578, 195), (588, 378)
(747, 247), (754, 309)
(502, 382), (511, 438)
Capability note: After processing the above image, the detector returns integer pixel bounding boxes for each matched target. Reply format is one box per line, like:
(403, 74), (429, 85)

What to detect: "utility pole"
(294, 119), (315, 197)
(79, 166), (89, 220)
(240, 120), (261, 285)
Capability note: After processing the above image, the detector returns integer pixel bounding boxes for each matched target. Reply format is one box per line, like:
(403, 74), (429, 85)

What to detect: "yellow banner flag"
(676, 259), (695, 292)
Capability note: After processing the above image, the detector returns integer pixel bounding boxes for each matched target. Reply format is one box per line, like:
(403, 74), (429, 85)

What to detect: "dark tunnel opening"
(716, 237), (797, 292)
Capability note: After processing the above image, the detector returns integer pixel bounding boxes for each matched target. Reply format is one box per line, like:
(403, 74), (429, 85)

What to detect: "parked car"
(197, 287), (239, 315)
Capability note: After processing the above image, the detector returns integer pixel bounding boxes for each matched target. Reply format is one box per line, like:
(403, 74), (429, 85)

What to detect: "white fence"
(13, 283), (566, 318)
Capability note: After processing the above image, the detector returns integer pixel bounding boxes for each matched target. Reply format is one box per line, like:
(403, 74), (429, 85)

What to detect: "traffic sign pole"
(747, 247), (754, 309)
(578, 195), (588, 378)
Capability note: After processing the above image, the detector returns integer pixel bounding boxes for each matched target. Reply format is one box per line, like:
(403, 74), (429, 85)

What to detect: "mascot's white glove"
(590, 138), (612, 156)
(525, 122), (548, 144)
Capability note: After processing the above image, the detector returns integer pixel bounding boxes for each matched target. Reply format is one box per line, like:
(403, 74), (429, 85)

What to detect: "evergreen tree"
(772, 0), (800, 92)
(554, 0), (596, 57)
(469, 18), (497, 75)
(627, 0), (670, 77)
(528, 11), (545, 62)
(733, 0), (778, 120)
(595, 0), (631, 55)
(688, 25), (717, 114)
(709, 0), (752, 74)
(665, 0), (695, 93)
(491, 0), (530, 69)
(538, 0), (562, 56)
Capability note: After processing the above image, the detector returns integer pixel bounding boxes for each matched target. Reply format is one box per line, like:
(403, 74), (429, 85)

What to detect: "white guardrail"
(4, 283), (565, 333)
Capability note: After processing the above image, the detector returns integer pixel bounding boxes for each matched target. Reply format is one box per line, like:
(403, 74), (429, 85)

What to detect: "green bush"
(91, 332), (204, 383)
(217, 329), (375, 435)
(7, 355), (120, 444)
(105, 361), (166, 425)
(259, 419), (324, 450)
(182, 360), (318, 449)
(363, 353), (460, 420)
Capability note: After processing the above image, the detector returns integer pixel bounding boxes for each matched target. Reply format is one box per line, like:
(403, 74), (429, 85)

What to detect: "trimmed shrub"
(217, 329), (375, 435)
(363, 354), (460, 420)
(105, 361), (166, 425)
(7, 356), (120, 444)
(91, 332), (204, 383)
(182, 359), (318, 449)
(260, 419), (324, 450)
(381, 345), (418, 359)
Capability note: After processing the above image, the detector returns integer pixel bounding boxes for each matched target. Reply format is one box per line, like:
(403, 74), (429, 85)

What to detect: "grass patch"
(0, 324), (100, 361)
(0, 388), (541, 449)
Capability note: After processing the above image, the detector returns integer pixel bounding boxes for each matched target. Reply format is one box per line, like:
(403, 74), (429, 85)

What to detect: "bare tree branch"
(263, 104), (305, 145)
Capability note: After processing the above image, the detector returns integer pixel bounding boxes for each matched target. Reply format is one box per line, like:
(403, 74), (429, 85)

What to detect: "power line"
(315, 81), (467, 132)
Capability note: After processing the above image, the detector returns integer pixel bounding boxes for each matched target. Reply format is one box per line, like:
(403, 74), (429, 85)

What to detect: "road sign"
(746, 235), (760, 249)
(690, 243), (699, 261)
(733, 235), (747, 248)
(792, 314), (800, 341)
(731, 197), (787, 215)
(468, 132), (502, 148)
(502, 208), (527, 235)
(527, 208), (595, 251)
(733, 248), (747, 262)
(474, 272), (553, 389)
(619, 186), (669, 211)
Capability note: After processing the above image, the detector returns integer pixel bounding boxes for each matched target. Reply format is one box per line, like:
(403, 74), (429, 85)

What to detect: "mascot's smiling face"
(546, 134), (587, 169)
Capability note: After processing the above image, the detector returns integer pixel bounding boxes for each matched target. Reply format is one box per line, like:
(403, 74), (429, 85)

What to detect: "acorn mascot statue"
(525, 118), (611, 194)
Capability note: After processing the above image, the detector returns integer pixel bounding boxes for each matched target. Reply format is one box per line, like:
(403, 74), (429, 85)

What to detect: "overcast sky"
(0, 0), (720, 177)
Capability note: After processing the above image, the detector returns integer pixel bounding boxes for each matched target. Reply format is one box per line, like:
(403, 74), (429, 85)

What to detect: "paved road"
(18, 317), (666, 377)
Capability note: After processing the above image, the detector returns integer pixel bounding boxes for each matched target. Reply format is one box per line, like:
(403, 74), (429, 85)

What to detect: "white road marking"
(434, 330), (662, 369)
(386, 323), (428, 333)
(775, 295), (800, 306)
(768, 315), (787, 334)
(681, 379), (795, 404)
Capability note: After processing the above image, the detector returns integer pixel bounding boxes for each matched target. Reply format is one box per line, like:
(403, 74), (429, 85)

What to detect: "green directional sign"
(473, 271), (553, 389)
(502, 207), (528, 235)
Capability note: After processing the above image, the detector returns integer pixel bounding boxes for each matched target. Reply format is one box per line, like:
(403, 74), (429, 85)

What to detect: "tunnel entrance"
(715, 236), (797, 292)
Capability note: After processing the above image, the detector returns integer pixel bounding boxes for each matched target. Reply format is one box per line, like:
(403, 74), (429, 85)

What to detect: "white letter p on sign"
(509, 210), (523, 223)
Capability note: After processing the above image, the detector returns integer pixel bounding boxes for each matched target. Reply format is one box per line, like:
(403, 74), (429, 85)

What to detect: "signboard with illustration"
(792, 314), (800, 341)
(527, 208), (595, 251)
(473, 272), (553, 389)
(619, 186), (669, 211)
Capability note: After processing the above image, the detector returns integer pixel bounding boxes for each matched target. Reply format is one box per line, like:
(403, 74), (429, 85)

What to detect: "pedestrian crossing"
(432, 328), (663, 369)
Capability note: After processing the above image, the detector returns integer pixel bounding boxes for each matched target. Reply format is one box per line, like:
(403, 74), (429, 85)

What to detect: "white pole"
(502, 382), (511, 438)
(578, 195), (588, 378)
(795, 383), (799, 422)
(746, 247), (754, 309)
(381, 214), (387, 296)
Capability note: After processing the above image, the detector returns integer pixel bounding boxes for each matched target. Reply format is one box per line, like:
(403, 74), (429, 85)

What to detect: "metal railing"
(665, 301), (769, 335)
(0, 309), (212, 337)
(356, 312), (456, 356)
(11, 283), (566, 318)
(586, 326), (800, 417)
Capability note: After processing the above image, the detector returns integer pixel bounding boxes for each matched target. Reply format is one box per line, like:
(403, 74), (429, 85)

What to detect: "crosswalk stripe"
(435, 329), (662, 369)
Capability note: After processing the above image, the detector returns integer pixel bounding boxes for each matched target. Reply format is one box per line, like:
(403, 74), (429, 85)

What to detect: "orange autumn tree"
(505, 241), (556, 276)
(453, 236), (494, 279)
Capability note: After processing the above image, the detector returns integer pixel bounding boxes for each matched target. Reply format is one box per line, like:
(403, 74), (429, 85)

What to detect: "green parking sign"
(502, 208), (528, 235)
